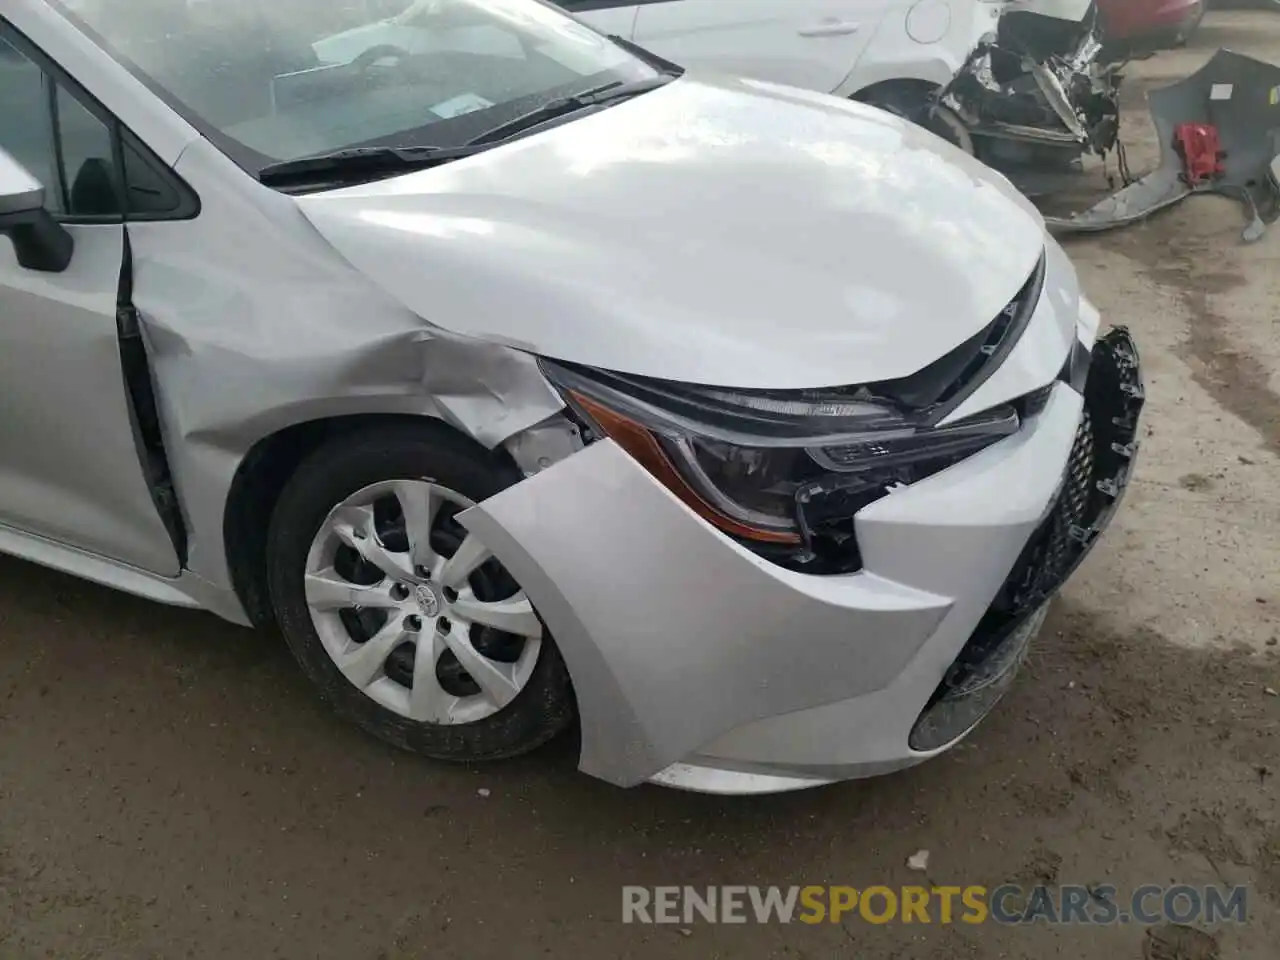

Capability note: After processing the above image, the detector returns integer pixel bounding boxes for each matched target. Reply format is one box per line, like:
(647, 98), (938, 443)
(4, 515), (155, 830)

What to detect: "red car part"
(1173, 123), (1225, 185)
(1098, 0), (1204, 50)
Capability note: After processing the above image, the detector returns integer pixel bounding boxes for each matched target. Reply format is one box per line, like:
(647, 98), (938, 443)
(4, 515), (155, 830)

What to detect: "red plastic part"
(1173, 123), (1225, 185)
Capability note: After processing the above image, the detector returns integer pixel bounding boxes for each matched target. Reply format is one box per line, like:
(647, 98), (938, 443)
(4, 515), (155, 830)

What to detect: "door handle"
(797, 20), (860, 37)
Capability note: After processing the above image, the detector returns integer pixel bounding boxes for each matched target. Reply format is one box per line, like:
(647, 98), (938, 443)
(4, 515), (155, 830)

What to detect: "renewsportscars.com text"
(622, 884), (1249, 926)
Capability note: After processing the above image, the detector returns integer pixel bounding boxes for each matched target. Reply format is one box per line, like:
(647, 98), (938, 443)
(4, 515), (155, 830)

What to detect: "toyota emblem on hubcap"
(415, 584), (441, 617)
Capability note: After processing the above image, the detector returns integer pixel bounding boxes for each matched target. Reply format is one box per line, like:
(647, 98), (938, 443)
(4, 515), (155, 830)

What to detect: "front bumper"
(459, 329), (1143, 793)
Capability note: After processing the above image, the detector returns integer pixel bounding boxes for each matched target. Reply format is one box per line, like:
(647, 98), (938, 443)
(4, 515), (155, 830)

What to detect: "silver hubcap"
(303, 479), (542, 725)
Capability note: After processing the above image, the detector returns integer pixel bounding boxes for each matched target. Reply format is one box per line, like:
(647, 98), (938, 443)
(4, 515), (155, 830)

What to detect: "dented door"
(0, 32), (180, 575)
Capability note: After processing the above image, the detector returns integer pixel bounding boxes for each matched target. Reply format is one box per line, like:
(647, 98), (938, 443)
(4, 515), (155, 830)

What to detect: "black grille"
(1020, 407), (1095, 609)
(908, 328), (1145, 752)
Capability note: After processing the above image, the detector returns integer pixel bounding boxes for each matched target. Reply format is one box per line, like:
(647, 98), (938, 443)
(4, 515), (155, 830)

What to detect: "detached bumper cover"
(459, 331), (1143, 790)
(1047, 50), (1280, 241)
(910, 326), (1143, 751)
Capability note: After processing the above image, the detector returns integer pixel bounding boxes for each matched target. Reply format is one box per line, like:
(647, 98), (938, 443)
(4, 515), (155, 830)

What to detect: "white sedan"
(1, 0), (1140, 794)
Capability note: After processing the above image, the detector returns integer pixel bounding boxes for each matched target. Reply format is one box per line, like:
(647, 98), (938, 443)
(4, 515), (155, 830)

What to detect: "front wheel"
(266, 423), (575, 761)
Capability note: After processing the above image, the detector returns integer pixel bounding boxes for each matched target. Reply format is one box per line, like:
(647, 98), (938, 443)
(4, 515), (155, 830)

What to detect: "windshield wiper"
(258, 143), (488, 187)
(259, 71), (678, 188)
(465, 75), (675, 146)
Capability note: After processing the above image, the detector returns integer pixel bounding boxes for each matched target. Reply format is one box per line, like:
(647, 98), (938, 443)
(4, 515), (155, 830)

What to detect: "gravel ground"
(2, 12), (1280, 960)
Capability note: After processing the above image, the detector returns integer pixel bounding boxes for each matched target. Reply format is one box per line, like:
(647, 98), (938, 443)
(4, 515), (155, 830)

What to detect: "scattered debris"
(907, 849), (930, 872)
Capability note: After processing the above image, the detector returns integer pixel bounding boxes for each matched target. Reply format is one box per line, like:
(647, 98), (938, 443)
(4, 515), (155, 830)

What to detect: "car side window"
(0, 35), (187, 220)
(0, 36), (62, 210)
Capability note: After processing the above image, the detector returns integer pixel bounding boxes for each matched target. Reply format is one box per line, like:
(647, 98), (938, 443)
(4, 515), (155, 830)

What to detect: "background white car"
(561, 0), (1009, 106)
(312, 0), (1118, 175)
(315, 0), (1007, 111)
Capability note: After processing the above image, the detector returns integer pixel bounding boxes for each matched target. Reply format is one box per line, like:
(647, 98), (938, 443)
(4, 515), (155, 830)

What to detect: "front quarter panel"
(124, 138), (566, 600)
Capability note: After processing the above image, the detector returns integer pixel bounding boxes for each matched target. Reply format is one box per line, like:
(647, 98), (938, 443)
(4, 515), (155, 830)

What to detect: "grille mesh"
(1003, 405), (1096, 615)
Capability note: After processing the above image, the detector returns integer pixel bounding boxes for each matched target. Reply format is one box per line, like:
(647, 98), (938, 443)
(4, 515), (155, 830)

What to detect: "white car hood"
(296, 75), (1046, 389)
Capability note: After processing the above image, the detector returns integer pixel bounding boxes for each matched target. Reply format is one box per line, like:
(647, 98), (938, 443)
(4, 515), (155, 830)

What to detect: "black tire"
(856, 82), (935, 123)
(266, 421), (575, 762)
(854, 82), (969, 154)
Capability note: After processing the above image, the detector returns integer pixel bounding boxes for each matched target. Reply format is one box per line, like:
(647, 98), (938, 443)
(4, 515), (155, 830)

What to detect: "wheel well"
(224, 413), (515, 628)
(852, 78), (941, 109)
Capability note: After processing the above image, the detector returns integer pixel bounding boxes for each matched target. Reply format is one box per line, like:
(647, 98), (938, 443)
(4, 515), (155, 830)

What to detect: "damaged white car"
(0, 0), (1142, 793)
(315, 0), (1123, 184)
(553, 0), (1124, 180)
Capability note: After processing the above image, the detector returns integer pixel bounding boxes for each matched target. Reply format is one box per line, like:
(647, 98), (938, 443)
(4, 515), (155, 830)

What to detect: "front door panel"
(0, 225), (181, 575)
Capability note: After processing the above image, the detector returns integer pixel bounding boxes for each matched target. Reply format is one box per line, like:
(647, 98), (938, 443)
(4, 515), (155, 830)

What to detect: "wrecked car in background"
(938, 0), (1123, 184)
(1, 0), (1142, 794)
(555, 0), (1122, 185)
(319, 0), (1122, 185)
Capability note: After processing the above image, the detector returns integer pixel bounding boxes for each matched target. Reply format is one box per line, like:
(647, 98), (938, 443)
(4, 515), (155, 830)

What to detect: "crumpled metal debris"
(1046, 50), (1280, 242)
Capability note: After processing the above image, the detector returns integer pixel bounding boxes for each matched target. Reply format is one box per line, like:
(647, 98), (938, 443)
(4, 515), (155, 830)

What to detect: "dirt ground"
(3, 11), (1280, 960)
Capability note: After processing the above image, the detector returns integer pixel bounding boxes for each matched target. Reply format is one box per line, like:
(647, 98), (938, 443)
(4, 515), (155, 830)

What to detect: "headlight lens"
(540, 359), (1022, 553)
(666, 436), (808, 533)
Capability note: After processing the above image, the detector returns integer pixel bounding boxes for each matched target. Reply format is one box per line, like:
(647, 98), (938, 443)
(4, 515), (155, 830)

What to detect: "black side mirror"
(0, 147), (73, 273)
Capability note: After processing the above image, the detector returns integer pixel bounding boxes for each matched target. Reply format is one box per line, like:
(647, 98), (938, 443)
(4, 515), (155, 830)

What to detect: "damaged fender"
(1047, 50), (1280, 240)
(124, 139), (567, 620)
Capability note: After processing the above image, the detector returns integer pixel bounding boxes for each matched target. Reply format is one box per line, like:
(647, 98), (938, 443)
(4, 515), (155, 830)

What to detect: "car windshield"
(51, 0), (659, 174)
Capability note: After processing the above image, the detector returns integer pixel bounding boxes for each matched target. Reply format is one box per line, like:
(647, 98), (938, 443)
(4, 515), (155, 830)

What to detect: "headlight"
(538, 359), (1021, 555)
